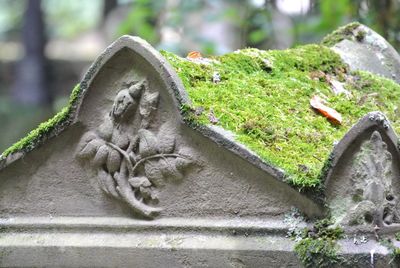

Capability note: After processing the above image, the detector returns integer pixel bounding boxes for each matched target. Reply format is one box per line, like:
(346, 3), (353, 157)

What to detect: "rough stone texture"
(332, 24), (400, 83)
(1, 32), (400, 267)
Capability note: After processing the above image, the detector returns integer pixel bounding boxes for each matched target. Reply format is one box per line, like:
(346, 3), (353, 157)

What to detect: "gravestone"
(322, 22), (400, 84)
(0, 23), (400, 267)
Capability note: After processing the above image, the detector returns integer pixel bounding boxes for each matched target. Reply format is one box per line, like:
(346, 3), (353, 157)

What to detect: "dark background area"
(0, 0), (399, 152)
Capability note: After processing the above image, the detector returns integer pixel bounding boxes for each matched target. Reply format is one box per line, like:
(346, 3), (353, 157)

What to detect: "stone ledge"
(0, 217), (396, 267)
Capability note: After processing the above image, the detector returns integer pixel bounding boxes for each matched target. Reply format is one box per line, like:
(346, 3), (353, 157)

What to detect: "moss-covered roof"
(161, 44), (400, 188)
(3, 32), (400, 190)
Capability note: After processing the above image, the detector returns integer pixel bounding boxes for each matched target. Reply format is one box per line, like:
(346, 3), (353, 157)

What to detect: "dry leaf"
(186, 51), (202, 59)
(310, 95), (342, 125)
(186, 51), (216, 65)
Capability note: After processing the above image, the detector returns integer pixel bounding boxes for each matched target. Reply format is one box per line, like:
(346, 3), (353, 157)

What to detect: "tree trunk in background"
(102, 0), (118, 23)
(13, 0), (50, 106)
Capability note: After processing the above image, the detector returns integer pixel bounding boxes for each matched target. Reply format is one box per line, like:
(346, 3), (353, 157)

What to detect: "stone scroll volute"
(76, 79), (194, 219)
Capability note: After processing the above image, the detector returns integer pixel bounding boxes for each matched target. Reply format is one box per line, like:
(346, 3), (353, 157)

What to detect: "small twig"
(312, 155), (322, 162)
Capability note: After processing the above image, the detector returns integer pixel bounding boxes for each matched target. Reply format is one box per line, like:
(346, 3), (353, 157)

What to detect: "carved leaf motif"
(107, 149), (121, 173)
(139, 91), (159, 118)
(144, 160), (164, 186)
(178, 146), (195, 158)
(128, 79), (146, 98)
(98, 169), (119, 198)
(76, 79), (196, 219)
(140, 186), (156, 200)
(138, 129), (158, 157)
(175, 157), (192, 171)
(78, 138), (104, 159)
(157, 122), (175, 154)
(93, 145), (109, 167)
(129, 176), (151, 188)
(97, 116), (113, 140)
(77, 132), (97, 151)
(159, 158), (183, 181)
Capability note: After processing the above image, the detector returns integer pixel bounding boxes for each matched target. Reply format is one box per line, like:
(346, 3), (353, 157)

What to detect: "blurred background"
(0, 0), (400, 152)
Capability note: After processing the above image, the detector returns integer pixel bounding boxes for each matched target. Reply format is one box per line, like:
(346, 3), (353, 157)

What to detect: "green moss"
(294, 219), (344, 267)
(321, 22), (362, 47)
(396, 232), (400, 241)
(1, 84), (81, 158)
(162, 44), (400, 188)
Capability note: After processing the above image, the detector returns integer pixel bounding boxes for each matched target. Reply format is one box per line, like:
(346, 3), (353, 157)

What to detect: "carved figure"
(76, 79), (193, 218)
(342, 131), (400, 227)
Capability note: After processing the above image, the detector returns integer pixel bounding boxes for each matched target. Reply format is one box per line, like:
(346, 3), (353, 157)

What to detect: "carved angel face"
(112, 89), (135, 118)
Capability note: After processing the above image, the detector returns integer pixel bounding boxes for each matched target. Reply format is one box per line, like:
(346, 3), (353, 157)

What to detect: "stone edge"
(323, 111), (400, 187)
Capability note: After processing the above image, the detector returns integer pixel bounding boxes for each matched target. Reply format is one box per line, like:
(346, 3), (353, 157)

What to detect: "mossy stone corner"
(0, 24), (400, 267)
(324, 22), (400, 84)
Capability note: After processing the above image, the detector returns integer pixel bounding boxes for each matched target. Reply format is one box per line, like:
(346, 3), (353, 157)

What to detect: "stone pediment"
(0, 36), (321, 221)
(1, 25), (400, 267)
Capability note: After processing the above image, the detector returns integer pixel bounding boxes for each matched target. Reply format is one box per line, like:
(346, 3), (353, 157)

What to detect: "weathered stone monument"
(1, 23), (400, 267)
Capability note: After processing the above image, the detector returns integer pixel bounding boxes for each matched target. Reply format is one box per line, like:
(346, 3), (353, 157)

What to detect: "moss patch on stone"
(1, 84), (81, 158)
(162, 45), (400, 188)
(321, 22), (363, 47)
(294, 219), (344, 267)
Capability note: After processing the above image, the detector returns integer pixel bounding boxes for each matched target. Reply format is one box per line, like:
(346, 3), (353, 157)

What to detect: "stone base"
(0, 217), (395, 267)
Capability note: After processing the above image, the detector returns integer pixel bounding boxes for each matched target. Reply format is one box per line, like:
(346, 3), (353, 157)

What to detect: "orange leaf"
(186, 51), (202, 59)
(310, 95), (342, 125)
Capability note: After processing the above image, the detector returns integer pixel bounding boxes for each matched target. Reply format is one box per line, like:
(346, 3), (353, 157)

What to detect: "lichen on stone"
(162, 43), (400, 189)
(1, 83), (81, 158)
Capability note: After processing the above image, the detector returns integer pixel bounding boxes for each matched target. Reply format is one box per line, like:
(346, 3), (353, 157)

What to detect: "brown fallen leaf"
(186, 51), (202, 59)
(310, 95), (342, 125)
(186, 51), (217, 65)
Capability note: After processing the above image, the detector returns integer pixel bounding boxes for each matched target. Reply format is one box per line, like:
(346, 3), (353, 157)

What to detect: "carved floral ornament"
(328, 113), (400, 231)
(76, 79), (195, 218)
(340, 130), (400, 227)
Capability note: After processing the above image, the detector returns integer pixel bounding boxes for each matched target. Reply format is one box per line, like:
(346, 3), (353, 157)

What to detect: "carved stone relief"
(335, 131), (400, 227)
(76, 79), (194, 218)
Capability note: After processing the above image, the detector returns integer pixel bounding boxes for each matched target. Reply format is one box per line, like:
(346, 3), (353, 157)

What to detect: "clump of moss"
(395, 232), (400, 241)
(1, 84), (81, 158)
(162, 44), (400, 188)
(294, 219), (344, 267)
(321, 22), (363, 47)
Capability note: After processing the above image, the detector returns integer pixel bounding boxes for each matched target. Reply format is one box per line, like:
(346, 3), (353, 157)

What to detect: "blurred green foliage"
(117, 0), (164, 43)
(116, 0), (400, 53)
